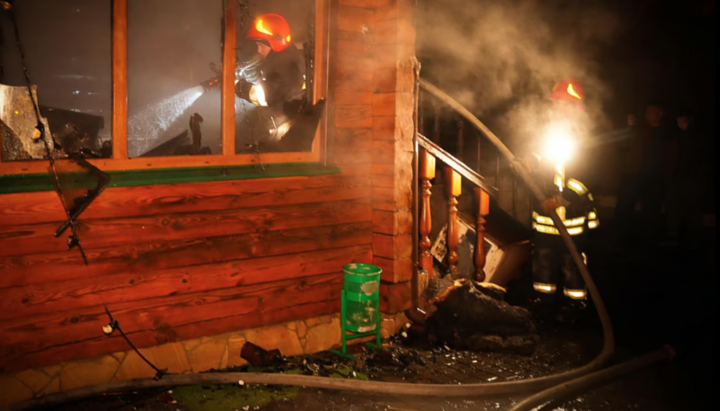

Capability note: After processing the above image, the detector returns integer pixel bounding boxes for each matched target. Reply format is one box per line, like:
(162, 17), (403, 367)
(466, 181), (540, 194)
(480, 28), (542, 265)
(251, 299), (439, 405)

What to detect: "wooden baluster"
(420, 150), (436, 277)
(457, 117), (465, 162)
(474, 187), (491, 282)
(445, 167), (462, 276)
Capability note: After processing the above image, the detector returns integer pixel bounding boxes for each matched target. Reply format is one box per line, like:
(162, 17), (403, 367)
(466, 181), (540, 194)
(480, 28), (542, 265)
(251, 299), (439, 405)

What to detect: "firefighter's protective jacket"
(236, 46), (306, 112)
(532, 172), (599, 242)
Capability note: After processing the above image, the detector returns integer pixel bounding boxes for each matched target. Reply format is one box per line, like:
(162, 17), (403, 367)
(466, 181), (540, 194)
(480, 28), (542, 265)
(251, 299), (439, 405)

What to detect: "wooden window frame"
(0, 0), (330, 176)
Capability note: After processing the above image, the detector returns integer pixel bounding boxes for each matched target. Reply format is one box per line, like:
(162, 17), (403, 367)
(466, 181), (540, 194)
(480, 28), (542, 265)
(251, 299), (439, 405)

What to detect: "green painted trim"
(0, 162), (340, 194)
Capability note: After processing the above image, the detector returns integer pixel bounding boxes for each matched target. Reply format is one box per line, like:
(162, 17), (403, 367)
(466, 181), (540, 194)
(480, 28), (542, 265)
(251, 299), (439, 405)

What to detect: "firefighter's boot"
(555, 300), (587, 325)
(529, 296), (557, 326)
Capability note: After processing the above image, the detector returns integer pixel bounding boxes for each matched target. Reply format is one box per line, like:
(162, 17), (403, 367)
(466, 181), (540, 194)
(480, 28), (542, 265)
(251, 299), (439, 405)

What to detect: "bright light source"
(543, 122), (575, 165)
(249, 84), (268, 107)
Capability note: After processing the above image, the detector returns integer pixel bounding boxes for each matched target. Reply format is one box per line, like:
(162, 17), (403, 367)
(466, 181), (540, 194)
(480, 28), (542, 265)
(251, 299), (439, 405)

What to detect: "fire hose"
(2, 82), (672, 411)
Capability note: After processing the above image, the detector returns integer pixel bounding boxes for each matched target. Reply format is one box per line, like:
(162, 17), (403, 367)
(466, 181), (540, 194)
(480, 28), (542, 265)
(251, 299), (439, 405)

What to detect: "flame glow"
(567, 84), (582, 100)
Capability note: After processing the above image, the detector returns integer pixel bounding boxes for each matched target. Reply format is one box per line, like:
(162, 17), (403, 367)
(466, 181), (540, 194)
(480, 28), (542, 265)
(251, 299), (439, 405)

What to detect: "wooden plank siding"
(0, 0), (415, 374)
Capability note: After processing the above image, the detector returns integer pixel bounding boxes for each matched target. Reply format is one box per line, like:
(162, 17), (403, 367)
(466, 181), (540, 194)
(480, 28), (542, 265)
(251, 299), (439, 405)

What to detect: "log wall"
(0, 0), (415, 376)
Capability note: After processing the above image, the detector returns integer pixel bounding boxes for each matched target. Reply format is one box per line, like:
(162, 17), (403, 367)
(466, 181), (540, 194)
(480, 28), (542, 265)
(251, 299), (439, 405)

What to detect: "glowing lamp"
(249, 84), (268, 107)
(543, 122), (575, 165)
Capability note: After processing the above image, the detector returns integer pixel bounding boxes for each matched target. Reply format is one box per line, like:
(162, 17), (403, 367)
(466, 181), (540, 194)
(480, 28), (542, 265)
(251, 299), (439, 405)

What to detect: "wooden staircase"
(413, 88), (533, 289)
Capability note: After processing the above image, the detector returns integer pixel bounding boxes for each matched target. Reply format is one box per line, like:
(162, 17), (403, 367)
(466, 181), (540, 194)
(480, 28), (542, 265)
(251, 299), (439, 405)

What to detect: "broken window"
(0, 0), (113, 161)
(127, 0), (223, 158)
(235, 0), (319, 154)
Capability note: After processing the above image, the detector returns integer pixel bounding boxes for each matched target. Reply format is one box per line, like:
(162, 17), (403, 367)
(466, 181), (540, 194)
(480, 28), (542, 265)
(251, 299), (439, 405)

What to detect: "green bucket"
(342, 264), (382, 333)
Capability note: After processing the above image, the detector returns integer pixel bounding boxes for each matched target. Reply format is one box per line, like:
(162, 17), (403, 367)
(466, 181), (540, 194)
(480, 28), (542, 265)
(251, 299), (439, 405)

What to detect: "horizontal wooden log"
(335, 105), (373, 129)
(0, 273), (343, 365)
(337, 6), (374, 34)
(380, 281), (412, 314)
(0, 300), (339, 374)
(336, 28), (374, 45)
(372, 209), (395, 235)
(371, 187), (395, 211)
(371, 163), (394, 189)
(334, 128), (374, 165)
(334, 59), (374, 92)
(372, 233), (395, 259)
(0, 245), (372, 322)
(338, 0), (374, 8)
(373, 93), (399, 117)
(371, 140), (396, 165)
(373, 256), (413, 284)
(373, 20), (399, 46)
(372, 116), (396, 141)
(335, 93), (375, 106)
(0, 200), (371, 258)
(374, 66), (398, 94)
(0, 172), (370, 228)
(374, 0), (400, 22)
(336, 39), (373, 57)
(0, 222), (374, 290)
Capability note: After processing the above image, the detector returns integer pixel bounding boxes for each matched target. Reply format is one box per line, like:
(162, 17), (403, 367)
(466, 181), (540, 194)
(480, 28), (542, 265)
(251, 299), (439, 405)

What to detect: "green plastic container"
(342, 264), (382, 333)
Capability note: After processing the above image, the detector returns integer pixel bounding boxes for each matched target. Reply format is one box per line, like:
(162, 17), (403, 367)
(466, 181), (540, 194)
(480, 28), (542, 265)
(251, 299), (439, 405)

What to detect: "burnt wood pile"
(410, 277), (539, 355)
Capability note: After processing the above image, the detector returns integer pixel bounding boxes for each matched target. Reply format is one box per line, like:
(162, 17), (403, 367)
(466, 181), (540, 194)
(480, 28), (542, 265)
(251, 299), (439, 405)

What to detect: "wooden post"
(222, 0), (237, 156)
(474, 187), (491, 282)
(112, 0), (128, 160)
(419, 149), (436, 277)
(445, 167), (462, 275)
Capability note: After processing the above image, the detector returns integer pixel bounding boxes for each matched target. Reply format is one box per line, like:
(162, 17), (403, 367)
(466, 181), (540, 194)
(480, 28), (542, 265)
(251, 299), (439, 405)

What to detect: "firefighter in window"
(527, 79), (599, 325)
(235, 13), (309, 152)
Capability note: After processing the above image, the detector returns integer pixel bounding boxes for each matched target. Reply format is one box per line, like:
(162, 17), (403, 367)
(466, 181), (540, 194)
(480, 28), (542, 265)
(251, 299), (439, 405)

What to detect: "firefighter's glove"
(541, 198), (558, 214)
(541, 195), (570, 214)
(235, 78), (254, 101)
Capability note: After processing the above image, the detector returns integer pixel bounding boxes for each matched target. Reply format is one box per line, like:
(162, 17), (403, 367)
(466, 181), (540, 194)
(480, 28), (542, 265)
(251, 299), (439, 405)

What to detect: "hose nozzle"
(201, 76), (221, 92)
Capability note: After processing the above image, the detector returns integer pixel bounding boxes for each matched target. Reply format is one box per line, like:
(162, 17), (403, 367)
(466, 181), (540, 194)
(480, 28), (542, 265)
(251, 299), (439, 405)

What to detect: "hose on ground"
(5, 347), (674, 411)
(4, 82), (623, 411)
(508, 347), (676, 411)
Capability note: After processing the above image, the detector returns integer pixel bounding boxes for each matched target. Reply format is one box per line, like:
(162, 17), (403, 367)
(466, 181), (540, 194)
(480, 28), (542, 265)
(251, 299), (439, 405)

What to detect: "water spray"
(127, 87), (204, 157)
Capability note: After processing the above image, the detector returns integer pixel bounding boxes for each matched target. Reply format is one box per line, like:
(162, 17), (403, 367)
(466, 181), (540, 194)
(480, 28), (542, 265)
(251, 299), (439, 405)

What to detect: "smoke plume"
(417, 0), (622, 145)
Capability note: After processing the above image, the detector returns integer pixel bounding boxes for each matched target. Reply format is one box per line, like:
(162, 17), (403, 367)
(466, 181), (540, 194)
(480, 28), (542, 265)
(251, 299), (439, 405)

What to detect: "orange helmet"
(248, 13), (293, 53)
(551, 79), (585, 104)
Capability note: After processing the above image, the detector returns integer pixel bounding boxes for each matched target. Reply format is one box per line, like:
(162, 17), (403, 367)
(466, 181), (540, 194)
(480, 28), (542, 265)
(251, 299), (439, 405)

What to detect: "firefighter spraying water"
(201, 13), (320, 153)
(528, 79), (600, 325)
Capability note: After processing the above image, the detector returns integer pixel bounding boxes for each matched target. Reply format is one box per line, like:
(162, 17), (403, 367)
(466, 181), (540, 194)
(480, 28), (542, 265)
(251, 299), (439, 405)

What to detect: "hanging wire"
(104, 307), (167, 380)
(6, 2), (89, 264)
